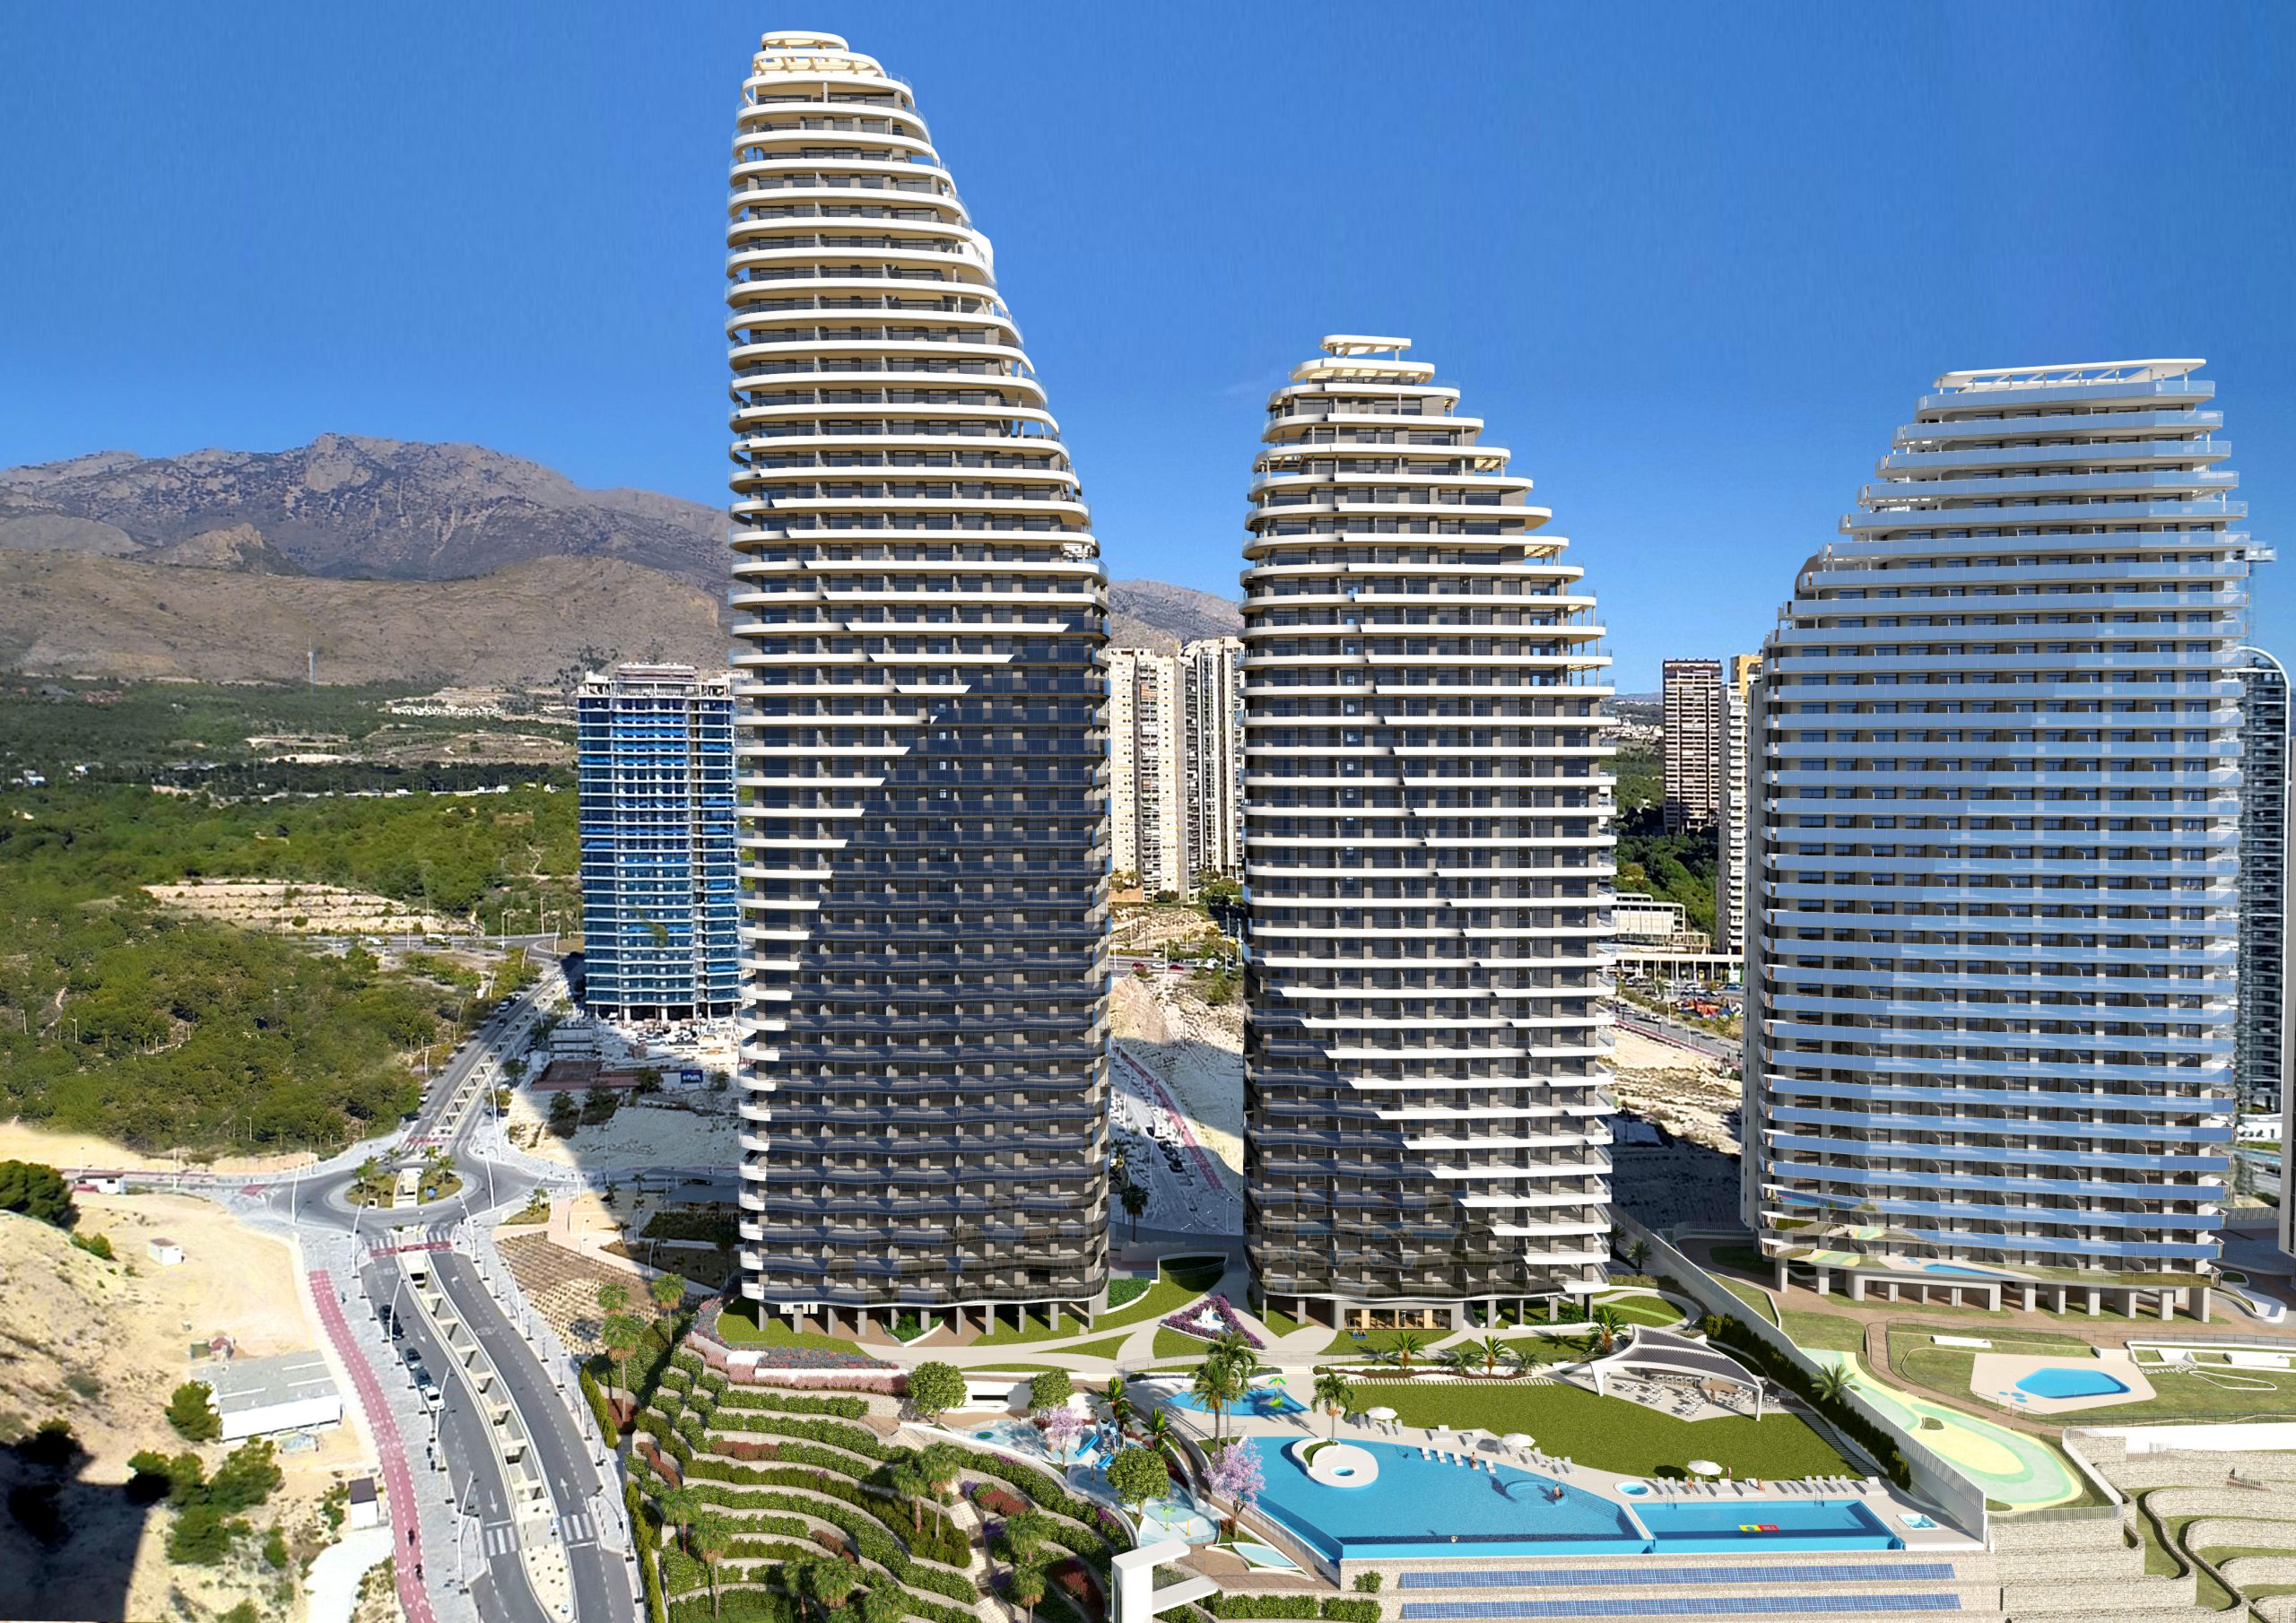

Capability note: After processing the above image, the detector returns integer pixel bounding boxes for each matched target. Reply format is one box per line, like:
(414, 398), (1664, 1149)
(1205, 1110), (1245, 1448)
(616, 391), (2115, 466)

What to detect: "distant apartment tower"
(1743, 360), (2254, 1313)
(724, 31), (1110, 1332)
(1242, 335), (1614, 1330)
(576, 665), (738, 1020)
(1713, 653), (1763, 960)
(1109, 647), (1186, 894)
(1661, 658), (1724, 832)
(2235, 650), (2290, 1124)
(1180, 635), (1246, 880)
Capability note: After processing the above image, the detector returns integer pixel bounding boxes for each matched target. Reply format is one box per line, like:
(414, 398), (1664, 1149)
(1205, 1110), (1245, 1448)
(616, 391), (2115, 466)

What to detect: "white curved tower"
(725, 31), (1111, 1334)
(1241, 336), (1615, 1329)
(1744, 360), (2254, 1308)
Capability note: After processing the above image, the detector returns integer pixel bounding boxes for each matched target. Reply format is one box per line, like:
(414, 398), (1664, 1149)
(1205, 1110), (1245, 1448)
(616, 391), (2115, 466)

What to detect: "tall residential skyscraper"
(1241, 335), (1613, 1330)
(1180, 635), (1247, 881)
(725, 31), (1110, 1333)
(576, 664), (739, 1020)
(2235, 647), (2289, 1124)
(1714, 652), (1764, 962)
(1661, 658), (1724, 833)
(1109, 647), (1185, 894)
(1743, 360), (2252, 1313)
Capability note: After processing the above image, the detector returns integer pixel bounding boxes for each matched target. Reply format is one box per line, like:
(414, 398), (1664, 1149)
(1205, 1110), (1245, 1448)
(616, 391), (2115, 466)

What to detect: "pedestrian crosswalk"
(483, 1523), (517, 1558)
(558, 1511), (595, 1545)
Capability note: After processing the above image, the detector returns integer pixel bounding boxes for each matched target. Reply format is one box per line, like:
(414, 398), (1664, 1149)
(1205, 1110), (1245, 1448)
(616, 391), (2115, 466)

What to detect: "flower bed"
(970, 1482), (1030, 1520)
(1159, 1294), (1261, 1348)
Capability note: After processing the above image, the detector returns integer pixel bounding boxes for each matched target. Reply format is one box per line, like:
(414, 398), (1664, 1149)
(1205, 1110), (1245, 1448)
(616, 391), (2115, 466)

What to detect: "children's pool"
(1249, 1442), (1900, 1560)
(1164, 1386), (1307, 1419)
(2013, 1367), (2130, 1401)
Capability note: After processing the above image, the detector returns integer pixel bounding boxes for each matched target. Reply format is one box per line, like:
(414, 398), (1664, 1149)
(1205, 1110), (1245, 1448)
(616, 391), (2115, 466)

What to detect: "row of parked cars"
(377, 1301), (444, 1410)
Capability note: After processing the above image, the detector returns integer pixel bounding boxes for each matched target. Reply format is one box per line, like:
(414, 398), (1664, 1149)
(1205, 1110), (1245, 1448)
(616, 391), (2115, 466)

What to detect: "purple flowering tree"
(1205, 1438), (1265, 1535)
(1040, 1403), (1089, 1463)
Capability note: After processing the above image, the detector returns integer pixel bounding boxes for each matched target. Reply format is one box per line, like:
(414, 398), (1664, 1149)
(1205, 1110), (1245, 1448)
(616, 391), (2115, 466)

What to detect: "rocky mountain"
(0, 435), (728, 587)
(1108, 577), (1241, 652)
(0, 436), (1241, 682)
(0, 551), (728, 688)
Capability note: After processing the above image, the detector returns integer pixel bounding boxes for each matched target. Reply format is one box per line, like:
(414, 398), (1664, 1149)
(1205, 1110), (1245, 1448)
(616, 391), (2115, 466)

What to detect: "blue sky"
(3, 3), (2291, 690)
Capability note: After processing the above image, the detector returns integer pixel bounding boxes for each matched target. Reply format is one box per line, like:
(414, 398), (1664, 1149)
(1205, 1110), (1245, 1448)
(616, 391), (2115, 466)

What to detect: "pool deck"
(1965, 1348), (2157, 1416)
(1151, 1385), (1979, 1558)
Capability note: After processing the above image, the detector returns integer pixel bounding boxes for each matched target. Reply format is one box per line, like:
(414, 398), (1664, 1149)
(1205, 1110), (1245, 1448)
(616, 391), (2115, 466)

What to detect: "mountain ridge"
(0, 436), (1240, 682)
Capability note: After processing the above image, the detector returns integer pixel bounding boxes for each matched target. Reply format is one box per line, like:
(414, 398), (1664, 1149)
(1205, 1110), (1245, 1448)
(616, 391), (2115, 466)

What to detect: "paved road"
(430, 1249), (631, 1623)
(313, 1269), (440, 1623)
(362, 1255), (552, 1623)
(1613, 1004), (1738, 1063)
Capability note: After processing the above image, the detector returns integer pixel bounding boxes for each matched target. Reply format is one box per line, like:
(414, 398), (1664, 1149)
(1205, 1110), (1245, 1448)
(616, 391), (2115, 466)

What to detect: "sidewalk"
(311, 1268), (439, 1623)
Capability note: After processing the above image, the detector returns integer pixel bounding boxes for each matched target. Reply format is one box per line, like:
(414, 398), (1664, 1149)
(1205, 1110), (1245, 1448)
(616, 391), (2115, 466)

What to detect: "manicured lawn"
(1892, 1335), (2296, 1427)
(1166, 1258), (1228, 1293)
(710, 1303), (865, 1354)
(1094, 1263), (1224, 1332)
(1153, 1328), (1217, 1359)
(1596, 1293), (1687, 1328)
(1715, 1275), (1782, 1324)
(1779, 1311), (1868, 1354)
(1057, 1334), (1133, 1360)
(1262, 1307), (1306, 1339)
(1321, 1327), (1464, 1357)
(1343, 1379), (1852, 1480)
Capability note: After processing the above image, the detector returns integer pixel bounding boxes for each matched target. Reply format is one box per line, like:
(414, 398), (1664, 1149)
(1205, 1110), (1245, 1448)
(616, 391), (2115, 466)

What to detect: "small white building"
(345, 1475), (380, 1529)
(147, 1237), (185, 1266)
(205, 1350), (344, 1441)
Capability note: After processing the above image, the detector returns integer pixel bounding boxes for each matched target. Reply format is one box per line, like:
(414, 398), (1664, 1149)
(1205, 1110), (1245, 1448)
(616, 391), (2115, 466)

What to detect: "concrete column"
(2159, 1290), (2173, 1321)
(2086, 1288), (2100, 1317)
(1886, 1280), (1900, 1303)
(2054, 1285), (2068, 1314)
(2022, 1284), (2039, 1312)
(1949, 1287), (1962, 1309)
(2199, 1287), (2213, 1322)
(1815, 1268), (1831, 1298)
(1848, 1275), (1867, 1303)
(1774, 1259), (1789, 1292)
(1548, 1297), (1561, 1323)
(2123, 1290), (2138, 1320)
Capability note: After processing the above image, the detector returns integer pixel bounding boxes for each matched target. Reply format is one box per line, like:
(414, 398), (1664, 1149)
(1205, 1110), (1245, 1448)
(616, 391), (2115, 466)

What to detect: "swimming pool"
(1249, 1442), (1902, 1559)
(1164, 1386), (1307, 1419)
(2013, 1367), (2129, 1401)
(1922, 1263), (2008, 1278)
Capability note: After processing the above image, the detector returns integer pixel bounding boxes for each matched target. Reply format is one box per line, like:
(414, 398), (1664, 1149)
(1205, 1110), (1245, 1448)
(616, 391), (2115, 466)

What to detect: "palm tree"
(1001, 1509), (1053, 1565)
(649, 1271), (686, 1319)
(859, 1584), (905, 1623)
(1473, 1335), (1509, 1376)
(1120, 1180), (1149, 1240)
(917, 1442), (966, 1503)
(1312, 1369), (1353, 1438)
(805, 1557), (858, 1620)
(1626, 1237), (1652, 1271)
(597, 1279), (631, 1317)
(601, 1311), (645, 1395)
(1436, 1345), (1476, 1376)
(1498, 1342), (1530, 1376)
(1007, 1558), (1047, 1623)
(1105, 1373), (1133, 1435)
(1385, 1329), (1430, 1371)
(1589, 1306), (1625, 1355)
(1144, 1408), (1180, 1473)
(657, 1483), (697, 1554)
(1190, 1357), (1239, 1443)
(1811, 1362), (1857, 1405)
(691, 1508), (734, 1617)
(890, 1461), (929, 1532)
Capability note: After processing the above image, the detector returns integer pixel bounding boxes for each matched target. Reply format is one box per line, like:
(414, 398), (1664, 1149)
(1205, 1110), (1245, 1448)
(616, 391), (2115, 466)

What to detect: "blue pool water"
(1249, 1443), (1900, 1559)
(2013, 1367), (2129, 1401)
(1165, 1387), (1306, 1418)
(1921, 1263), (2005, 1278)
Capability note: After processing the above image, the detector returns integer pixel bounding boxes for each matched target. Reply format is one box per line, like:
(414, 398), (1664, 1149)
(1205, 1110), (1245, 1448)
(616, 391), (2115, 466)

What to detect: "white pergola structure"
(1584, 1327), (1768, 1419)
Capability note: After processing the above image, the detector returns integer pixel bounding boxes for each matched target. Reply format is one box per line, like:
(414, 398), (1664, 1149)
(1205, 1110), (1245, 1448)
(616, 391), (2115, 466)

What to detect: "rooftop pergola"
(1584, 1327), (1770, 1419)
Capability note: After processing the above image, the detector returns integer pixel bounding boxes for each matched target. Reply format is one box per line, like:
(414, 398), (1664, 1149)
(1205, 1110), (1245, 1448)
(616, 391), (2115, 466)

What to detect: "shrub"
(714, 1387), (868, 1420)
(69, 1231), (114, 1261)
(1352, 1574), (1383, 1593)
(1203, 1601), (1379, 1623)
(168, 1502), (240, 1564)
(165, 1380), (220, 1443)
(264, 1525), (290, 1569)
(207, 1439), (283, 1513)
(1107, 1278), (1150, 1309)
(1028, 1371), (1074, 1414)
(906, 1361), (967, 1420)
(0, 1161), (75, 1228)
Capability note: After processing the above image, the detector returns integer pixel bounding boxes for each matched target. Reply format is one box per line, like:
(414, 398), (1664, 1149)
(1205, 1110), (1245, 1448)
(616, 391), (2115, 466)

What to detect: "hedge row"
(702, 1411), (894, 1460)
(629, 1478), (669, 1623)
(1205, 1600), (1380, 1623)
(678, 1472), (975, 1599)
(958, 1453), (1125, 1577)
(712, 1387), (870, 1420)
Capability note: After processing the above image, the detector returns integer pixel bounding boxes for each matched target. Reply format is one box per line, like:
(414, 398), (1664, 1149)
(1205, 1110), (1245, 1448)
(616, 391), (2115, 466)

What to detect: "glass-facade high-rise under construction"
(576, 664), (738, 1020)
(1241, 335), (1614, 1330)
(724, 31), (1110, 1333)
(1742, 360), (2257, 1313)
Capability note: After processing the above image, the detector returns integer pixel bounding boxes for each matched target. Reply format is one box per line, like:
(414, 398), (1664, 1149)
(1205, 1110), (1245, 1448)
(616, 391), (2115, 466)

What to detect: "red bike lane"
(311, 1268), (438, 1623)
(1115, 1046), (1226, 1188)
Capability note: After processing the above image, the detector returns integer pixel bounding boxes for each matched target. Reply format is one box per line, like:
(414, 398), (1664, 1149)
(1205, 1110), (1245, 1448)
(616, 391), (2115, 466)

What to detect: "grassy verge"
(1093, 1263), (1222, 1332)
(710, 1304), (865, 1355)
(1778, 1311), (1867, 1353)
